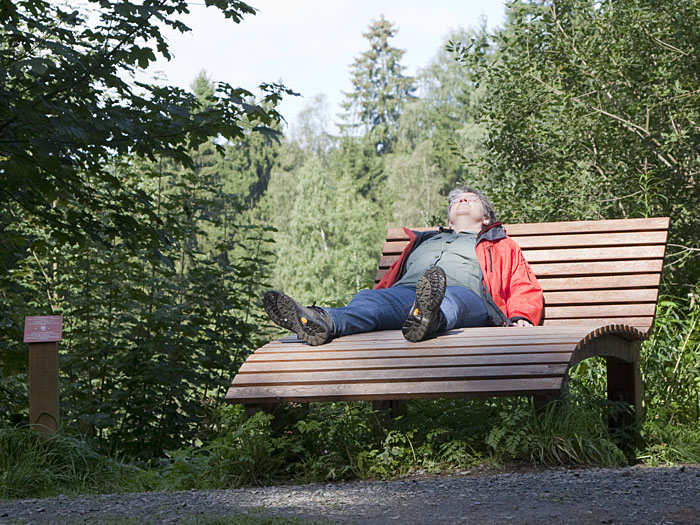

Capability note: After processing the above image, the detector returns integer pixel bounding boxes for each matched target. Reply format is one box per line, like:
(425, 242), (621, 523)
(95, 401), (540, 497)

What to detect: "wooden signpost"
(24, 315), (62, 432)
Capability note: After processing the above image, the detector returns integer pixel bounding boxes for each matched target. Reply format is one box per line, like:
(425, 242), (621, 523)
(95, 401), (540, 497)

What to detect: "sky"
(145, 1), (506, 135)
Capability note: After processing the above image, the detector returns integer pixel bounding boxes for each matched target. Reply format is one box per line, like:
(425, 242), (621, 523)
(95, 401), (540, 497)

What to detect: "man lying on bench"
(263, 186), (543, 345)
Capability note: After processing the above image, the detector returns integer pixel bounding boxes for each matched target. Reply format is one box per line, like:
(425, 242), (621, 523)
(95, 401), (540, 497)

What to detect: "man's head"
(446, 186), (497, 230)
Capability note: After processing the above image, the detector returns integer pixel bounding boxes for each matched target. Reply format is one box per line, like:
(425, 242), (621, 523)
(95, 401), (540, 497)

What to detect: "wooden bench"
(225, 217), (670, 426)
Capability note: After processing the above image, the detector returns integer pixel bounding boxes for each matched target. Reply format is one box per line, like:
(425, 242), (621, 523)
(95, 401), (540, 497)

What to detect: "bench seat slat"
(265, 325), (597, 346)
(238, 352), (574, 372)
(249, 346), (579, 362)
(259, 335), (590, 352)
(232, 364), (569, 386)
(227, 377), (564, 403)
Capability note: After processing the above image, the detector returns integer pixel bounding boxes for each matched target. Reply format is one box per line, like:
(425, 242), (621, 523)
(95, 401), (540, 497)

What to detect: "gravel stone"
(0, 466), (699, 524)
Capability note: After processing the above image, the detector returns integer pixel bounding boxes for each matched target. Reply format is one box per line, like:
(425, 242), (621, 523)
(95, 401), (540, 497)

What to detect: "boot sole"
(263, 291), (331, 346)
(402, 267), (446, 342)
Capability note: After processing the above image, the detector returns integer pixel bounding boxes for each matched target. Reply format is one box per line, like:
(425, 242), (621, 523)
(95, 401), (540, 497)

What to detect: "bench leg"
(533, 393), (559, 412)
(606, 354), (643, 457)
(606, 356), (643, 425)
(244, 403), (278, 418)
(372, 400), (406, 425)
(244, 403), (309, 432)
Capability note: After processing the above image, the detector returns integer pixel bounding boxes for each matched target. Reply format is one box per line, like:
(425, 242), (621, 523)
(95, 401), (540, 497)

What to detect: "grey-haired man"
(264, 187), (543, 345)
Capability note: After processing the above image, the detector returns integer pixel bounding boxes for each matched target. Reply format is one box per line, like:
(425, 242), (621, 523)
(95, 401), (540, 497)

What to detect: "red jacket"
(375, 223), (543, 326)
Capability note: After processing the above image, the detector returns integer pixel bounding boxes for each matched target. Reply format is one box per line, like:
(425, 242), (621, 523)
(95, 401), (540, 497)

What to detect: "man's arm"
(505, 239), (543, 326)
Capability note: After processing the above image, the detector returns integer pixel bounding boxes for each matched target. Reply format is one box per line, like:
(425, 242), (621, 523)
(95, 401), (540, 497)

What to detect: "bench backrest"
(375, 217), (670, 336)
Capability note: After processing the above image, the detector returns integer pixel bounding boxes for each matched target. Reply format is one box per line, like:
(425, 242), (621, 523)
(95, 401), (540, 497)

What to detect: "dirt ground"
(1, 465), (699, 524)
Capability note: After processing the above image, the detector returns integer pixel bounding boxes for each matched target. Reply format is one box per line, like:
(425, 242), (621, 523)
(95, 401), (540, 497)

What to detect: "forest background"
(1, 0), (699, 496)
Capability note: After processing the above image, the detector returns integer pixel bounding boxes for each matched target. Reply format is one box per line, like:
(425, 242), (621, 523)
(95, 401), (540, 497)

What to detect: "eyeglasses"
(450, 195), (481, 205)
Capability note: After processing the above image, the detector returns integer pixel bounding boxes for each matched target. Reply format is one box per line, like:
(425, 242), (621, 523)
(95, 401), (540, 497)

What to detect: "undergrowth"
(2, 291), (698, 501)
(0, 425), (154, 499)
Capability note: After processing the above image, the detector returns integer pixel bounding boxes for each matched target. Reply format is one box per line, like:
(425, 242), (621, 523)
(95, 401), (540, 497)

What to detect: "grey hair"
(446, 186), (498, 225)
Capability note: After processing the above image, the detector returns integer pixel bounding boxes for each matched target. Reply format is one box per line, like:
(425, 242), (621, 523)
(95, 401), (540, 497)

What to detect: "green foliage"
(161, 408), (284, 489)
(0, 114), (277, 460)
(638, 291), (700, 464)
(50, 155), (274, 459)
(639, 421), (700, 466)
(0, 0), (291, 249)
(453, 0), (700, 284)
(642, 294), (700, 425)
(263, 154), (384, 305)
(0, 425), (151, 499)
(486, 399), (627, 466)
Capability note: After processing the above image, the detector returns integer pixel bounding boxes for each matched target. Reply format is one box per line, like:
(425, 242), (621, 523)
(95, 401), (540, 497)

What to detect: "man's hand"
(513, 319), (533, 327)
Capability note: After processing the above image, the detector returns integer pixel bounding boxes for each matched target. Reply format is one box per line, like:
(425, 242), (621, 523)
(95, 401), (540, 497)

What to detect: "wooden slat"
(383, 240), (411, 254)
(545, 303), (657, 319)
(385, 227), (435, 240)
(382, 247), (668, 269)
(259, 332), (591, 351)
(377, 260), (665, 281)
(232, 364), (569, 386)
(384, 217), (670, 241)
(510, 231), (668, 249)
(521, 245), (666, 263)
(503, 217), (670, 236)
(383, 231), (669, 254)
(543, 317), (653, 328)
(266, 328), (596, 348)
(538, 274), (661, 291)
(226, 377), (564, 402)
(250, 344), (580, 362)
(543, 289), (659, 305)
(264, 325), (596, 343)
(528, 259), (664, 276)
(238, 352), (574, 372)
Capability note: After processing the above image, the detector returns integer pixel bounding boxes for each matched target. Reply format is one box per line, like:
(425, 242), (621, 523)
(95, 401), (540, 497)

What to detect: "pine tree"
(340, 16), (415, 155)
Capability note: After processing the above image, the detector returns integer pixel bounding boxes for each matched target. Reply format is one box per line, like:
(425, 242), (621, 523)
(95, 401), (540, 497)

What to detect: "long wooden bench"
(225, 217), (670, 425)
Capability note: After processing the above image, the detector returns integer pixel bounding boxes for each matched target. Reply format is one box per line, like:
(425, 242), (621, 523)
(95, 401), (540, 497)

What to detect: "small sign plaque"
(24, 315), (63, 343)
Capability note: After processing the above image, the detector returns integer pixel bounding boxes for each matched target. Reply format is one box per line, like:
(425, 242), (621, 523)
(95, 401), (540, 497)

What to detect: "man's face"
(448, 192), (489, 228)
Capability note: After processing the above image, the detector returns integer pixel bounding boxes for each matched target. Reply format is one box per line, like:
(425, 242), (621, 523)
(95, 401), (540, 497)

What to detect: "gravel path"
(1, 466), (699, 524)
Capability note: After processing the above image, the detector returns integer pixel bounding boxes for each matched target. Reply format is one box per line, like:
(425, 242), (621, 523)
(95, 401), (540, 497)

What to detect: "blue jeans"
(325, 286), (489, 337)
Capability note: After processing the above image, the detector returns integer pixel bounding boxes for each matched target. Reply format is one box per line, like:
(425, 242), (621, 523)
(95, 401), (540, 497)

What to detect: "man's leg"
(325, 286), (417, 337)
(402, 266), (447, 342)
(439, 286), (489, 331)
(264, 291), (335, 345)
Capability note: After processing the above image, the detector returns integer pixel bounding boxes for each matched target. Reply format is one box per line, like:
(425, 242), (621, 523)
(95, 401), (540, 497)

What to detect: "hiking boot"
(402, 266), (446, 342)
(263, 291), (334, 345)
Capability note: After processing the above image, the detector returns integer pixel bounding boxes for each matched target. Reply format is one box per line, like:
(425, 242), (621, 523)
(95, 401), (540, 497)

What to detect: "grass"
(0, 425), (154, 499)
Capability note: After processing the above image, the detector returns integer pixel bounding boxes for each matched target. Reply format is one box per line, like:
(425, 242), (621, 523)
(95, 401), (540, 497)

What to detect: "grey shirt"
(393, 230), (483, 296)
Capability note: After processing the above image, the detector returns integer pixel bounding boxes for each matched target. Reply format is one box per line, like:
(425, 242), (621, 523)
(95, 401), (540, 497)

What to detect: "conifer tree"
(340, 16), (415, 155)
